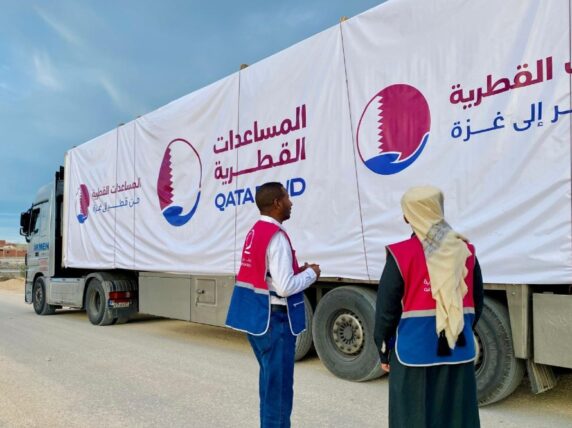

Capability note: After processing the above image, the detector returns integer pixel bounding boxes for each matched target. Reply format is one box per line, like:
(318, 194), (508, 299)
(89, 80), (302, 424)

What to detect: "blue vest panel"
(395, 313), (476, 366)
(226, 284), (306, 336)
(226, 284), (270, 336)
(286, 291), (306, 335)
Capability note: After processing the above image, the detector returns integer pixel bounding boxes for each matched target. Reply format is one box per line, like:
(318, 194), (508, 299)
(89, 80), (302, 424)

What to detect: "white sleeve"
(267, 231), (317, 297)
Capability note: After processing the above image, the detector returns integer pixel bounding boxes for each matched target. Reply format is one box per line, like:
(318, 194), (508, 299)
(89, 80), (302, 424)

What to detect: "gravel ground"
(0, 279), (571, 428)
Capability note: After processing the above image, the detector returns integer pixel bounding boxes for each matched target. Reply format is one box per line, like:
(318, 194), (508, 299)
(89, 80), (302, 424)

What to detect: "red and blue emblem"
(157, 138), (202, 227)
(75, 184), (90, 224)
(357, 84), (431, 175)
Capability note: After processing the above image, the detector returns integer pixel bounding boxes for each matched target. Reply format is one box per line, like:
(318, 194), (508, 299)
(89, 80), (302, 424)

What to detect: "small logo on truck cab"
(75, 184), (90, 223)
(356, 84), (431, 175)
(157, 138), (202, 227)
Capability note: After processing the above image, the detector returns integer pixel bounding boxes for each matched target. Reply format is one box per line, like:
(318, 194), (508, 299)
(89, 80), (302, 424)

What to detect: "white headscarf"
(401, 186), (471, 349)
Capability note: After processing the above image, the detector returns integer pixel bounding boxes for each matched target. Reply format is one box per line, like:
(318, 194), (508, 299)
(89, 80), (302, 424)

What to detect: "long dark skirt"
(388, 352), (480, 428)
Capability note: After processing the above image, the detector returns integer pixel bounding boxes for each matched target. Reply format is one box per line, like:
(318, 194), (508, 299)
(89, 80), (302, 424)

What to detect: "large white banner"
(65, 76), (240, 274)
(342, 0), (571, 283)
(65, 130), (118, 268)
(133, 76), (240, 274)
(65, 0), (572, 284)
(233, 25), (367, 279)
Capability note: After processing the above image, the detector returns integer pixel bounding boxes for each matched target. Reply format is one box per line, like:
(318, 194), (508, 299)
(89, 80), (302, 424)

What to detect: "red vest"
(387, 236), (477, 366)
(236, 221), (300, 290)
(226, 220), (307, 335)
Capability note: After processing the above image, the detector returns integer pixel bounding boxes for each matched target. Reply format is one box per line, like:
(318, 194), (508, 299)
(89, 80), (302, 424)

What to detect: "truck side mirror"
(20, 210), (31, 236)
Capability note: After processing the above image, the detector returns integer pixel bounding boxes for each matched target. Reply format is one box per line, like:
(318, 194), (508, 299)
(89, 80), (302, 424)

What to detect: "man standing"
(226, 182), (320, 428)
(374, 186), (483, 428)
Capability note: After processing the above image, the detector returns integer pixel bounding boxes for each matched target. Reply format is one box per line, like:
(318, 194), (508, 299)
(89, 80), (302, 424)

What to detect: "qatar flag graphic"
(75, 184), (90, 224)
(356, 84), (431, 175)
(156, 138), (202, 227)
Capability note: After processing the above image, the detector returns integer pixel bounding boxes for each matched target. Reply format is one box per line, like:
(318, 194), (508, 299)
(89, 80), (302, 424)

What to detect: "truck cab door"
(27, 202), (51, 293)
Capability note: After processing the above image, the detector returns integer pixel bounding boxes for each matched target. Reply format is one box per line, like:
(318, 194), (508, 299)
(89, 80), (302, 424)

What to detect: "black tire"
(475, 297), (525, 406)
(295, 293), (313, 361)
(85, 278), (114, 326)
(114, 316), (130, 325)
(32, 277), (56, 315)
(313, 286), (383, 381)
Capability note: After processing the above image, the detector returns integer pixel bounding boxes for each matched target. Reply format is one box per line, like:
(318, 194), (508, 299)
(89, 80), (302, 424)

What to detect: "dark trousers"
(389, 351), (480, 428)
(247, 309), (296, 428)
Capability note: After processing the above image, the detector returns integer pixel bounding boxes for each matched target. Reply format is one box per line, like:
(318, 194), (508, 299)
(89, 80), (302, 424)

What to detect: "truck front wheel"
(313, 286), (382, 381)
(86, 278), (115, 326)
(33, 277), (56, 315)
(474, 296), (525, 406)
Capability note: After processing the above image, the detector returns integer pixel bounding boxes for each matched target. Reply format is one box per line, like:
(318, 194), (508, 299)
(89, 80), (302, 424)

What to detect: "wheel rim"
(331, 311), (365, 356)
(89, 288), (102, 315)
(33, 283), (43, 311)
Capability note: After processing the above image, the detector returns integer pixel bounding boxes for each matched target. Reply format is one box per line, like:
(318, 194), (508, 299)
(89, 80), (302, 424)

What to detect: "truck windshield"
(29, 207), (41, 234)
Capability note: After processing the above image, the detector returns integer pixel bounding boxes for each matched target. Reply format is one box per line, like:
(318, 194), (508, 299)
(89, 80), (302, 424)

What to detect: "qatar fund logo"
(157, 138), (202, 227)
(356, 84), (431, 175)
(75, 184), (90, 224)
(243, 230), (255, 255)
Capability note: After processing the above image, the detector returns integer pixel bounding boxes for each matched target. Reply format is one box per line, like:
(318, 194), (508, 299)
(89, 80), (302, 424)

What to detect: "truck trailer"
(20, 0), (572, 405)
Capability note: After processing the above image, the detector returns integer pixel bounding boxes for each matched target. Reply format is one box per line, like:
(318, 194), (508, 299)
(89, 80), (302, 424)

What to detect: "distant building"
(0, 240), (26, 258)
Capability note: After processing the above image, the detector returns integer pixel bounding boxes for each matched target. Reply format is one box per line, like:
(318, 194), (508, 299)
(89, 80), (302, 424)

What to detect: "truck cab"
(19, 167), (137, 323)
(20, 175), (59, 305)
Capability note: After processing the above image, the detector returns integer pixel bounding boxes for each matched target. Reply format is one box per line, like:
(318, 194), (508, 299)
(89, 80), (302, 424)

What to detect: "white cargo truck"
(20, 0), (572, 405)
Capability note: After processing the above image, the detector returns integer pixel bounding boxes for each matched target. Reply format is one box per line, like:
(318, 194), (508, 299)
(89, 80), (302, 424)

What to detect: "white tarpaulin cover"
(64, 0), (572, 284)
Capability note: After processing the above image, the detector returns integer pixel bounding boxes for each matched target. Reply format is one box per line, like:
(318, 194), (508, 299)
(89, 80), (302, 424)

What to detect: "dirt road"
(1, 280), (571, 427)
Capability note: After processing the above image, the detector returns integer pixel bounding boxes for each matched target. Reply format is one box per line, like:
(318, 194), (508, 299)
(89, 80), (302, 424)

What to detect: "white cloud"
(32, 51), (62, 91)
(98, 74), (122, 105)
(97, 73), (142, 117)
(34, 6), (84, 48)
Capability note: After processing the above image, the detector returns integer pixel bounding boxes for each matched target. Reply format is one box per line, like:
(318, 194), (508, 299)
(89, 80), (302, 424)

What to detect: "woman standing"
(374, 186), (483, 428)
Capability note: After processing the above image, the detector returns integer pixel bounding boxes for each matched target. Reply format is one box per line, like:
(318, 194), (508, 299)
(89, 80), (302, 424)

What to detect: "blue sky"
(0, 0), (383, 243)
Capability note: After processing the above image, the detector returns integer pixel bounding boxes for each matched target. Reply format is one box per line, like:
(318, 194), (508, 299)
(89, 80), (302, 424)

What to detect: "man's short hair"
(256, 182), (285, 212)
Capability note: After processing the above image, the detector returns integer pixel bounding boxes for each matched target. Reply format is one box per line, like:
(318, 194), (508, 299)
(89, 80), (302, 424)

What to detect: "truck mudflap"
(84, 272), (138, 326)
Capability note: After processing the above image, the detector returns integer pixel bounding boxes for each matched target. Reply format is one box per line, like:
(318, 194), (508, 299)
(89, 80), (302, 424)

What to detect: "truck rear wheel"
(113, 316), (130, 325)
(86, 278), (115, 326)
(295, 293), (313, 361)
(313, 286), (382, 381)
(475, 297), (525, 406)
(33, 277), (56, 315)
